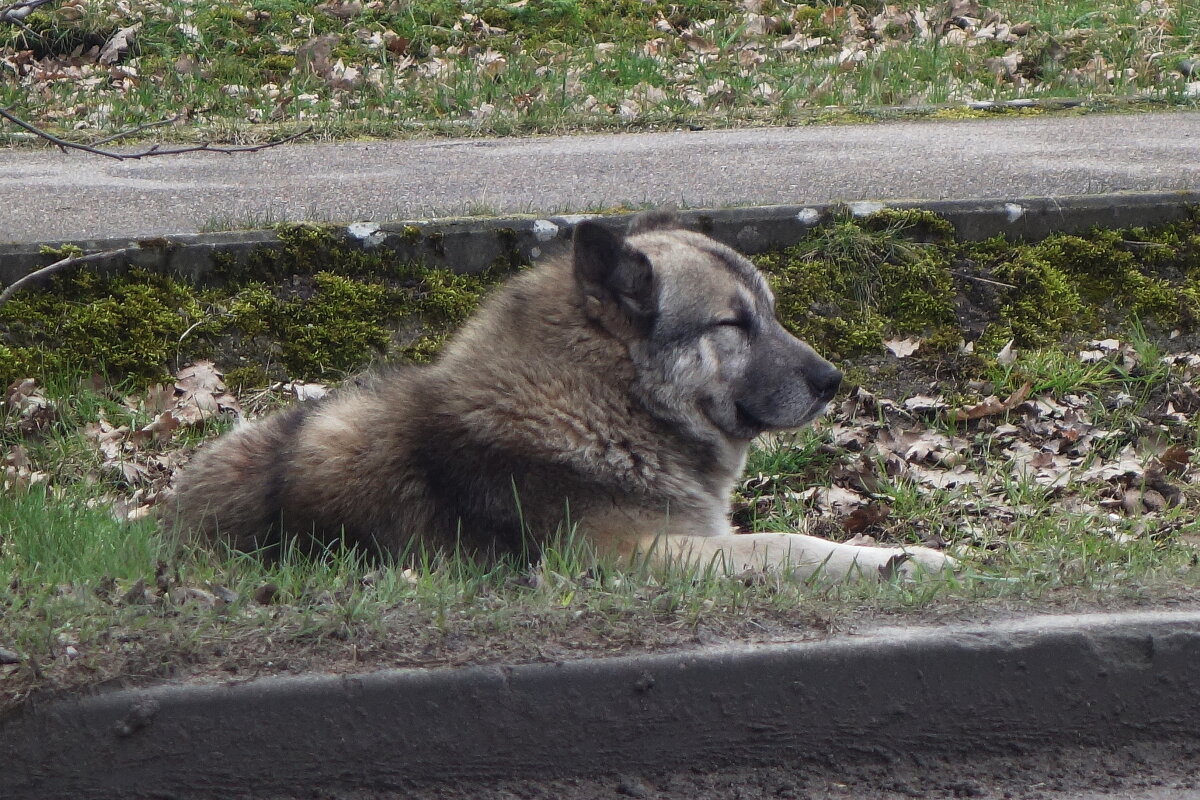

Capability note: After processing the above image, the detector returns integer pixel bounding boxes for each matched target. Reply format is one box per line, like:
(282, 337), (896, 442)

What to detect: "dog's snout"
(808, 364), (842, 402)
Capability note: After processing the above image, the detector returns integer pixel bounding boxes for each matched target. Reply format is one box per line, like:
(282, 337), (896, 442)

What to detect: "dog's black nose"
(809, 365), (842, 402)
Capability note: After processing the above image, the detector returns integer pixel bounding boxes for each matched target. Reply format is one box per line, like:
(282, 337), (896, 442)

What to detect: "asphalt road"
(319, 740), (1200, 800)
(3, 111), (1199, 243)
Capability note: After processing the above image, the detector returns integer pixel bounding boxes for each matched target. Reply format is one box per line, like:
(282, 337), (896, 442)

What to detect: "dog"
(168, 212), (952, 581)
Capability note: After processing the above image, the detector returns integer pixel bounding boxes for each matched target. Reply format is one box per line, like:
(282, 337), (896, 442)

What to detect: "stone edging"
(1, 191), (1197, 289)
(4, 610), (1200, 799)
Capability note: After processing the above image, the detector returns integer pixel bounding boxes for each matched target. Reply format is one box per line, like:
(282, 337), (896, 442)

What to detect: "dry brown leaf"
(4, 377), (56, 434)
(316, 0), (362, 20)
(98, 24), (140, 66)
(946, 380), (1032, 422)
(1158, 444), (1191, 477)
(132, 410), (182, 445)
(681, 32), (718, 54)
(902, 394), (948, 414)
(878, 552), (911, 580)
(843, 503), (890, 535)
(775, 34), (827, 52)
(296, 34), (339, 76)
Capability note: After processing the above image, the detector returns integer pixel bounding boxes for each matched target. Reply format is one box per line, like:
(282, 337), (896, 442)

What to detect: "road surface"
(3, 111), (1198, 243)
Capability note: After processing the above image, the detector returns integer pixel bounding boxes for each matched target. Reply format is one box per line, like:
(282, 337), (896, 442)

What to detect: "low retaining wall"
(2, 191), (1197, 288)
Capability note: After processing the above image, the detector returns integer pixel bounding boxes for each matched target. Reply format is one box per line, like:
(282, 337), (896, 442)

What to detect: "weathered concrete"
(4, 610), (1200, 800)
(2, 191), (1197, 290)
(3, 111), (1200, 245)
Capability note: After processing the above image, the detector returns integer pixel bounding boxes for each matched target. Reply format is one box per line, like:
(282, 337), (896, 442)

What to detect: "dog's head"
(574, 212), (841, 443)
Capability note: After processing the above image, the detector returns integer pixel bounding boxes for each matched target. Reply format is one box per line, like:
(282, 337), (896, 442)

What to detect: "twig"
(0, 0), (54, 23)
(0, 106), (313, 159)
(87, 114), (181, 146)
(0, 0), (55, 38)
(948, 270), (1016, 290)
(0, 246), (136, 306)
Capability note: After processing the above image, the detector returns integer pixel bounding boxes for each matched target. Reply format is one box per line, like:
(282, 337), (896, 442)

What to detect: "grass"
(0, 0), (1196, 144)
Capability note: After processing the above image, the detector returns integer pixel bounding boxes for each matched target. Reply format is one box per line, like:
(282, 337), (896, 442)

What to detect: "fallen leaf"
(996, 339), (1017, 366)
(98, 24), (140, 66)
(843, 503), (890, 535)
(885, 337), (921, 358)
(947, 381), (1032, 422)
(902, 394), (949, 414)
(681, 32), (718, 54)
(1158, 444), (1191, 477)
(878, 552), (911, 580)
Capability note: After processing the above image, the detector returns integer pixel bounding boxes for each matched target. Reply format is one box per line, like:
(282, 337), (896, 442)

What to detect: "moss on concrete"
(0, 225), (510, 388)
(964, 213), (1200, 350)
(753, 209), (959, 359)
(5, 209), (1200, 391)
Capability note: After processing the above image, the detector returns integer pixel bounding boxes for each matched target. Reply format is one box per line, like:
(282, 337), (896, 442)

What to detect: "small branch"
(0, 246), (136, 306)
(0, 0), (55, 38)
(0, 0), (55, 23)
(0, 105), (313, 159)
(948, 270), (1016, 290)
(87, 114), (181, 146)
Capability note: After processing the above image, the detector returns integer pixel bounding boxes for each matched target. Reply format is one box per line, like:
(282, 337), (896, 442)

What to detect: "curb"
(2, 191), (1197, 288)
(4, 610), (1200, 799)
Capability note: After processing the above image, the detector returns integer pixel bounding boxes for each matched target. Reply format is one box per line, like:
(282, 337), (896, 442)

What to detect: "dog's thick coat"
(169, 213), (951, 579)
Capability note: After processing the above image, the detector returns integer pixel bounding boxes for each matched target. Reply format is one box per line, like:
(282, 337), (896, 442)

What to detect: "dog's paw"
(879, 546), (958, 580)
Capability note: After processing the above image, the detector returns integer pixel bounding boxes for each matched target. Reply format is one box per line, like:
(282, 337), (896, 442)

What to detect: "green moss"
(39, 243), (83, 260)
(278, 273), (395, 377)
(0, 226), (512, 389)
(988, 251), (1084, 347)
(0, 267), (211, 385)
(860, 208), (955, 240)
(222, 364), (271, 392)
(965, 225), (1198, 347)
(8, 209), (1200, 393)
(259, 54), (296, 75)
(754, 211), (958, 357)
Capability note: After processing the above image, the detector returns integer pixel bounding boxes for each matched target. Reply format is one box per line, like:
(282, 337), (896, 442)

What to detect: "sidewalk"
(2, 111), (1199, 244)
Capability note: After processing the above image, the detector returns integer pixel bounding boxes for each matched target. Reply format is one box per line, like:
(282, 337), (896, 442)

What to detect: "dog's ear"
(573, 219), (656, 330)
(626, 209), (682, 236)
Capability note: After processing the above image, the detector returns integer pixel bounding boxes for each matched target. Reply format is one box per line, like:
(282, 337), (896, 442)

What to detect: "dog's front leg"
(629, 531), (955, 582)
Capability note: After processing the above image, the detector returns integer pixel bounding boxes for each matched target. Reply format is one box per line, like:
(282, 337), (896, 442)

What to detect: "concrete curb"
(4, 610), (1200, 799)
(2, 191), (1197, 288)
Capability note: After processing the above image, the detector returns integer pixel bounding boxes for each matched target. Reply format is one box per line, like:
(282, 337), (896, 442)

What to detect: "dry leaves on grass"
(2, 0), (1189, 133)
(2, 362), (243, 521)
(751, 339), (1200, 553)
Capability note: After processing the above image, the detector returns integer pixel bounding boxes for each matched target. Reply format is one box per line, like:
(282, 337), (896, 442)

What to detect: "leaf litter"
(1, 0), (1196, 138)
(737, 338), (1200, 561)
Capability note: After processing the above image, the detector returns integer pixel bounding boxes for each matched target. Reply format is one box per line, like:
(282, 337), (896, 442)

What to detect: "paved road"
(2, 111), (1199, 243)
(338, 740), (1200, 800)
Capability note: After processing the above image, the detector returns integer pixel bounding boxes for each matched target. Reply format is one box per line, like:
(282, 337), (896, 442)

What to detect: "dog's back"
(167, 249), (695, 557)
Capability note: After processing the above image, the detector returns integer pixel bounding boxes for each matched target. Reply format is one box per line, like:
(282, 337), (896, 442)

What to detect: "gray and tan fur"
(168, 213), (952, 580)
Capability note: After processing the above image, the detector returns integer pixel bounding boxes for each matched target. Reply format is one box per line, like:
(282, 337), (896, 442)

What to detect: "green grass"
(0, 0), (1196, 143)
(5, 423), (1198, 712)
